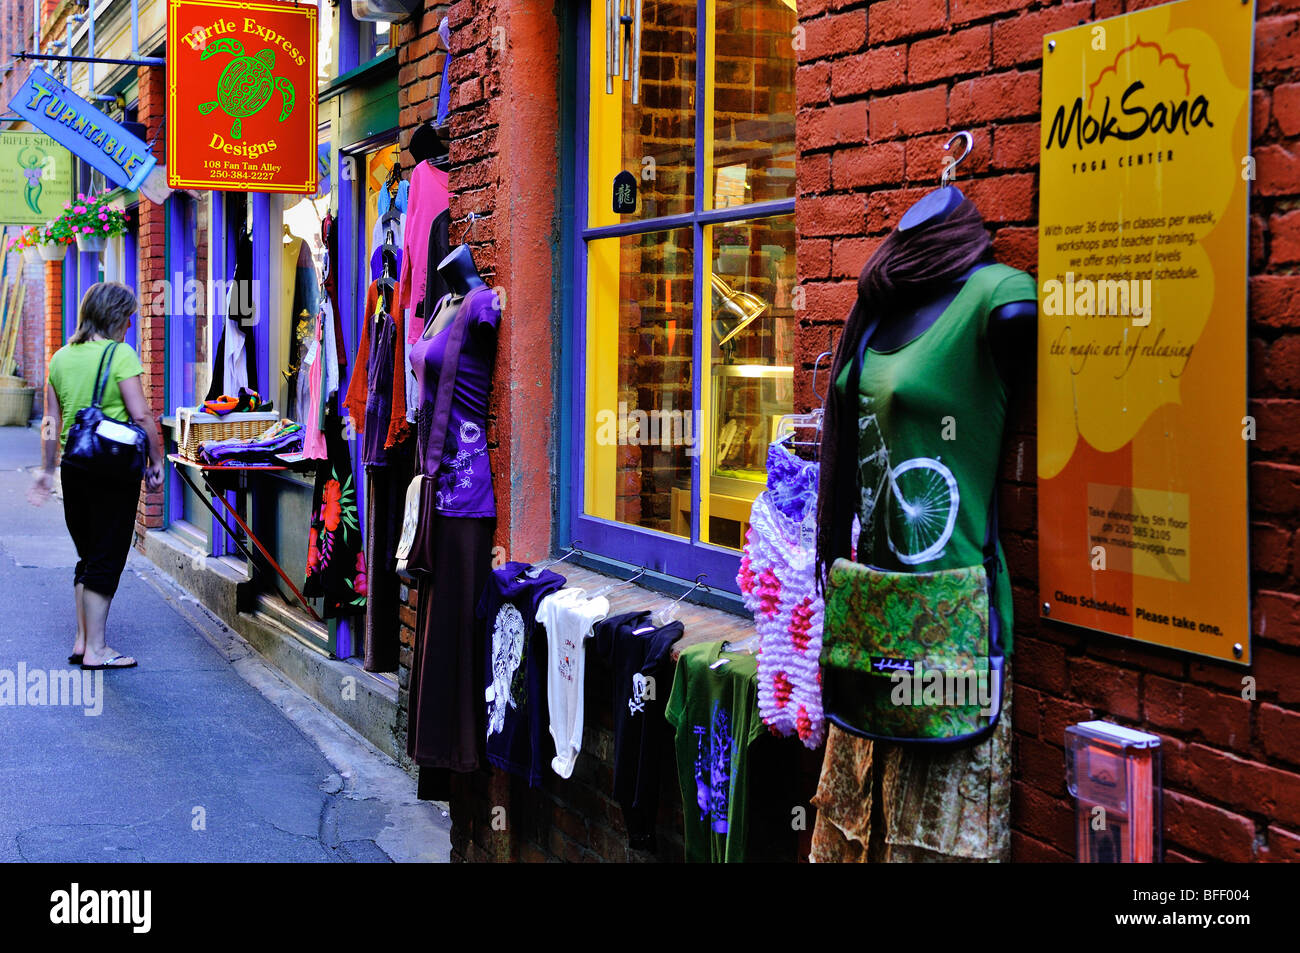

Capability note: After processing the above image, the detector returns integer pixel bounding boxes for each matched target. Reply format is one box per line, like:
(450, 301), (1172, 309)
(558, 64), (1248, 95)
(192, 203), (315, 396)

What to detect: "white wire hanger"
(588, 565), (648, 600)
(522, 541), (583, 579)
(647, 574), (709, 626)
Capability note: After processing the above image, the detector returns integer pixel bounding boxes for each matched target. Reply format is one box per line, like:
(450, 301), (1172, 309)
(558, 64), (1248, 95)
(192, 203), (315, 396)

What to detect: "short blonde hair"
(69, 282), (137, 344)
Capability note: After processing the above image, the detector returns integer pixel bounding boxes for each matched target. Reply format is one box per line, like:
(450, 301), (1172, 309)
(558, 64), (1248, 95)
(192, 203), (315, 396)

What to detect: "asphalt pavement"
(0, 424), (450, 862)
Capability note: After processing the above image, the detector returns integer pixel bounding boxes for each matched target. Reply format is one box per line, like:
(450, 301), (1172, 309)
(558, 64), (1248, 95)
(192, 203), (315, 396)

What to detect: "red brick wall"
(43, 260), (62, 377)
(795, 0), (1300, 863)
(0, 0), (35, 109)
(135, 65), (168, 538)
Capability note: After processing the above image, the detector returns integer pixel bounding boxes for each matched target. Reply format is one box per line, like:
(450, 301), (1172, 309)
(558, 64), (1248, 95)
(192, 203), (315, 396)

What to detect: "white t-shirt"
(536, 587), (610, 778)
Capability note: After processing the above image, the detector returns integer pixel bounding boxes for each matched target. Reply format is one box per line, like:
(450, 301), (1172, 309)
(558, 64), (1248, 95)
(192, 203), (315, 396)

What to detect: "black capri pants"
(60, 465), (141, 597)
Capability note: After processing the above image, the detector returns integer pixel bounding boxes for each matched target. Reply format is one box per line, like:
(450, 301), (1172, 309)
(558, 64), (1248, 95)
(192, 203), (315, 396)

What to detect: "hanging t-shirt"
(408, 286), (500, 517)
(536, 587), (609, 779)
(371, 244), (403, 285)
(397, 160), (450, 345)
(303, 415), (366, 617)
(476, 561), (568, 786)
(405, 207), (452, 424)
(371, 215), (404, 283)
(592, 610), (684, 850)
(665, 641), (765, 863)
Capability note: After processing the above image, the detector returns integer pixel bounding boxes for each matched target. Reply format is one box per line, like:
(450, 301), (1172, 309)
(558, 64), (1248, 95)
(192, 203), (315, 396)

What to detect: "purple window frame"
(566, 1), (796, 595)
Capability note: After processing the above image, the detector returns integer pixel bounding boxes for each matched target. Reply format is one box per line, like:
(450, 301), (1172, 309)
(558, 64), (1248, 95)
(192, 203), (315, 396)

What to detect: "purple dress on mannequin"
(405, 284), (501, 779)
(407, 286), (500, 517)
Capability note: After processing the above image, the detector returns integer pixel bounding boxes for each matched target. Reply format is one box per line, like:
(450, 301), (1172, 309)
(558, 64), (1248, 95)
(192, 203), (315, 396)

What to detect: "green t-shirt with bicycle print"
(835, 262), (1036, 653)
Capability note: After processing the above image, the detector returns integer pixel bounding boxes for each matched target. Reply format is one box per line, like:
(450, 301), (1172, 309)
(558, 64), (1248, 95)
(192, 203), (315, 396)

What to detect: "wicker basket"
(0, 387), (35, 427)
(174, 408), (280, 460)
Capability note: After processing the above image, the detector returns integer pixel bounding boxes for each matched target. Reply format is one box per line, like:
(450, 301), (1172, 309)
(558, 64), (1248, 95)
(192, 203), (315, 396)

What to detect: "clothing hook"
(810, 350), (834, 409)
(940, 130), (974, 188)
(523, 541), (583, 578)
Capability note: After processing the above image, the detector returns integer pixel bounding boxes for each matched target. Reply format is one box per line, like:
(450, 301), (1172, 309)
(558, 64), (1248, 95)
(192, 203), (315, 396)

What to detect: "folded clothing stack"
(199, 419), (304, 467)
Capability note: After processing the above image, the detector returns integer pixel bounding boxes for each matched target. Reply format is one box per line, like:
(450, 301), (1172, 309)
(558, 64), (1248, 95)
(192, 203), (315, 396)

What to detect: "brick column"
(43, 259), (63, 381)
(135, 64), (168, 538)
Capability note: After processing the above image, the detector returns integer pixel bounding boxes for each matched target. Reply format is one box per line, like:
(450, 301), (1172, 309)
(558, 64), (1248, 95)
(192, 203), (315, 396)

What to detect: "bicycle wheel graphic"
(886, 457), (960, 565)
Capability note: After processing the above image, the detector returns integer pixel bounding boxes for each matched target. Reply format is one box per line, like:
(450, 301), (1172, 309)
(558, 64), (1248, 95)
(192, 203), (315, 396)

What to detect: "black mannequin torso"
(409, 121), (449, 166)
(424, 244), (487, 338)
(437, 244), (486, 297)
(864, 264), (1036, 384)
(866, 188), (1036, 386)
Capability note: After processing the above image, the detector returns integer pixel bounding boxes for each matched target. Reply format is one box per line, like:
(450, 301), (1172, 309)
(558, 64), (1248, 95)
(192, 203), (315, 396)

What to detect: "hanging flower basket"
(38, 242), (67, 262)
(76, 231), (108, 253)
(5, 225), (43, 267)
(53, 192), (127, 258)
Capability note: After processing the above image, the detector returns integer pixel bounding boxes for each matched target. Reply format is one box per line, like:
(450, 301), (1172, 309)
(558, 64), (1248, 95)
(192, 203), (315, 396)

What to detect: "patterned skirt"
(809, 662), (1012, 862)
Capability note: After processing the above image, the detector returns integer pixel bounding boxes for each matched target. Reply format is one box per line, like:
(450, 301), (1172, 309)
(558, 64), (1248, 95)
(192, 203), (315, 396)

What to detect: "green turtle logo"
(197, 38), (295, 140)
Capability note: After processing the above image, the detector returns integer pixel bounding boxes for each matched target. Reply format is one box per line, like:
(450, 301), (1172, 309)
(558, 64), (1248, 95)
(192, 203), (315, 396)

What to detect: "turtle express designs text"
(180, 17), (308, 67)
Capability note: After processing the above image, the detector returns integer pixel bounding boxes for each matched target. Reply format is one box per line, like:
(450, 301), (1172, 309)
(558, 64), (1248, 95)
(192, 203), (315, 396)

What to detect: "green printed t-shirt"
(834, 263), (1037, 654)
(48, 340), (144, 447)
(665, 641), (765, 863)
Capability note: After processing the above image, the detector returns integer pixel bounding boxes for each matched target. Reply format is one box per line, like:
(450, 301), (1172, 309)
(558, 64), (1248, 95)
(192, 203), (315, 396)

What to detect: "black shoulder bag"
(62, 342), (148, 484)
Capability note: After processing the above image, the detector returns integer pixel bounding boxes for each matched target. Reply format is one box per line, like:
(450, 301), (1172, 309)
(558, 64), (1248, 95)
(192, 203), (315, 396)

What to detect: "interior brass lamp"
(711, 272), (769, 362)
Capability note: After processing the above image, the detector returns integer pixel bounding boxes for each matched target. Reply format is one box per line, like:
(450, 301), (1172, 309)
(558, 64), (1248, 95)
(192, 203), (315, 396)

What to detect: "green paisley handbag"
(821, 557), (1003, 745)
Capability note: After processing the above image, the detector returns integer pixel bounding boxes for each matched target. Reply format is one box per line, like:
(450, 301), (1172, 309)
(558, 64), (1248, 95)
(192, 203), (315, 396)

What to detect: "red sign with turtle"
(167, 0), (317, 193)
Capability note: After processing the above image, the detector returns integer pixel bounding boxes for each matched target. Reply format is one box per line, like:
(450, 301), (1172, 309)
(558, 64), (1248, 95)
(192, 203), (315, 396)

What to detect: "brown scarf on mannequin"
(814, 198), (994, 588)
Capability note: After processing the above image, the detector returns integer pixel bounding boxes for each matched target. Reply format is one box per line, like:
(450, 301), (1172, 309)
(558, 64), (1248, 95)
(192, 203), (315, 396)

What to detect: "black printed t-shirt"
(476, 561), (567, 786)
(592, 611), (684, 851)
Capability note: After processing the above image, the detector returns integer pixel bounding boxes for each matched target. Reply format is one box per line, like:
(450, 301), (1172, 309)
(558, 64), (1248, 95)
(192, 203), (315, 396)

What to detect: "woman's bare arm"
(29, 383), (62, 504)
(119, 374), (165, 490)
(41, 382), (61, 473)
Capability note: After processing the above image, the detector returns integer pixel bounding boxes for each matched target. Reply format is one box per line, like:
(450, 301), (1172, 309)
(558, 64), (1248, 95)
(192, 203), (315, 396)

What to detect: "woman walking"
(28, 282), (165, 670)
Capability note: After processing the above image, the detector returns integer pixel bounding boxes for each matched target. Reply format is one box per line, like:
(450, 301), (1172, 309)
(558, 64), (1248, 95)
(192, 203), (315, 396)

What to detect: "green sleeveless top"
(835, 263), (1036, 653)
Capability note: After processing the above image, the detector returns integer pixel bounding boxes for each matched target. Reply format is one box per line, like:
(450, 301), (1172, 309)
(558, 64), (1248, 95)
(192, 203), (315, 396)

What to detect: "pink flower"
(98, 212), (108, 221)
(63, 201), (71, 210)
(103, 224), (110, 231)
(82, 226), (93, 234)
(76, 192), (84, 200)
(73, 205), (86, 214)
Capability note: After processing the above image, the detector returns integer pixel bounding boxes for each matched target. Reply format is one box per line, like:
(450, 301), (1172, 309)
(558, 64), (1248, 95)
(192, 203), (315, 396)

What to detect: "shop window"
(361, 20), (392, 62)
(576, 0), (797, 586)
(166, 192), (212, 536)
